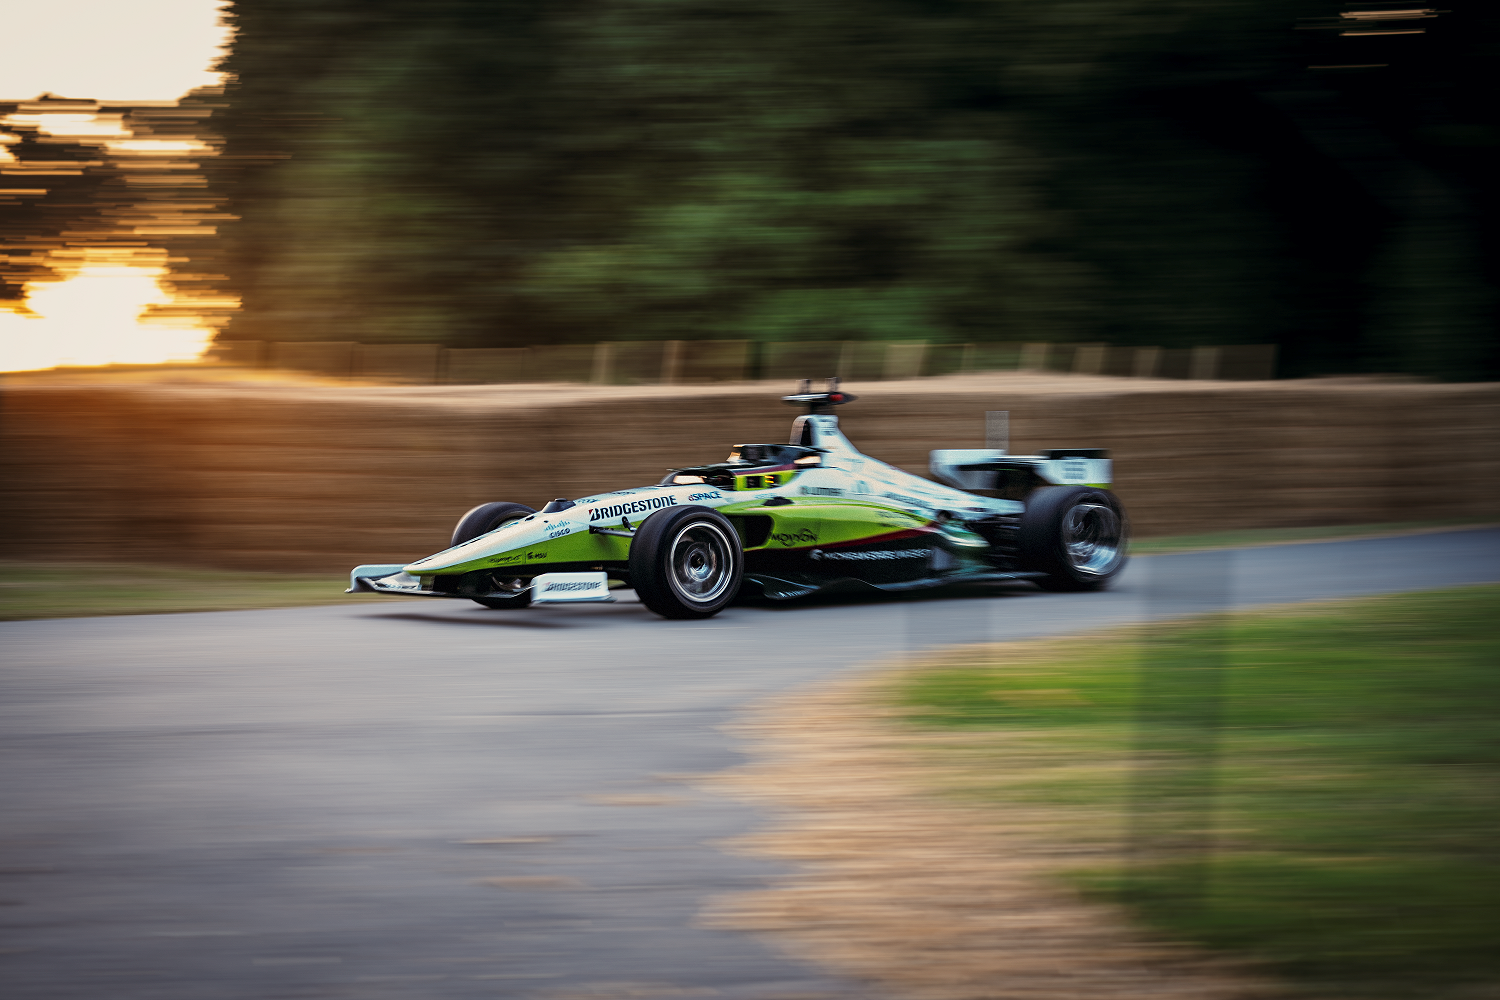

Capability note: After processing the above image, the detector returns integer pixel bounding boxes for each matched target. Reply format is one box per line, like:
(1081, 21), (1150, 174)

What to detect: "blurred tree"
(216, 0), (1091, 348)
(213, 0), (1499, 378)
(1, 92), (230, 322)
(0, 106), (123, 305)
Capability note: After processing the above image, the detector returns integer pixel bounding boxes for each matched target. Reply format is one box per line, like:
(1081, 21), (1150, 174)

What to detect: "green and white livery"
(348, 381), (1127, 619)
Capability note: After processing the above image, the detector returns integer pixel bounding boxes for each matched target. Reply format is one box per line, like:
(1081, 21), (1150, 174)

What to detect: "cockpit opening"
(661, 443), (823, 490)
(726, 443), (822, 466)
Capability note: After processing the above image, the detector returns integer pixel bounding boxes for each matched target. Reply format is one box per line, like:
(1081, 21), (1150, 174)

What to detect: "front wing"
(346, 565), (612, 604)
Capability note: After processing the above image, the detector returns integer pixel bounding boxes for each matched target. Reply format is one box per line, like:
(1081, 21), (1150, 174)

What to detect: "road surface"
(3, 528), (1498, 999)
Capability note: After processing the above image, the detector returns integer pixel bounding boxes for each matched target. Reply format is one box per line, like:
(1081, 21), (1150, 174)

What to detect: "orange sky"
(1, 0), (233, 371)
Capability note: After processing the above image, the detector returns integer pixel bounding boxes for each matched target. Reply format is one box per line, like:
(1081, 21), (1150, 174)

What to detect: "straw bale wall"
(2, 374), (1496, 573)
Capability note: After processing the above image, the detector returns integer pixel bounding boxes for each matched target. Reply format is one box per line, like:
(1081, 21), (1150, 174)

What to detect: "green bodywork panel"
(408, 517), (630, 576)
(405, 494), (936, 577)
(403, 492), (1009, 587)
(718, 497), (926, 551)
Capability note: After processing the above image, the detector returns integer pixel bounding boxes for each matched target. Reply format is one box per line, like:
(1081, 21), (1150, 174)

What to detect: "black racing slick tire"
(451, 501), (535, 609)
(629, 506), (744, 620)
(1018, 486), (1128, 592)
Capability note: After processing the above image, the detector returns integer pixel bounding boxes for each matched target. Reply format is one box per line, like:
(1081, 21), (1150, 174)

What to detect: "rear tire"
(629, 506), (744, 619)
(1019, 486), (1127, 591)
(451, 501), (535, 609)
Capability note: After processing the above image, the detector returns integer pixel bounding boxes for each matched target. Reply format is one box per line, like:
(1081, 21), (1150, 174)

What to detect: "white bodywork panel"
(929, 450), (1113, 491)
(531, 571), (613, 603)
(929, 449), (1006, 491)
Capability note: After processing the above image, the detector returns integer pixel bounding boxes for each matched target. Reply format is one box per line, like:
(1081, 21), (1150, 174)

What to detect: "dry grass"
(696, 647), (1276, 1000)
(700, 588), (1500, 1000)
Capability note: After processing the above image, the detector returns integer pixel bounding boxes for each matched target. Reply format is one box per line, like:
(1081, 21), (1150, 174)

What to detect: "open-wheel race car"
(348, 381), (1128, 619)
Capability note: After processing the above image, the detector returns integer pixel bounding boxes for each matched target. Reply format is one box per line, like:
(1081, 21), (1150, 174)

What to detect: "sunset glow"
(2, 1), (234, 373)
(0, 259), (220, 372)
(4, 112), (131, 138)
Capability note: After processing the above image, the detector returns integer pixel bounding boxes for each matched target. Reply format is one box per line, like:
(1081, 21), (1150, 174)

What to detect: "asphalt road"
(4, 528), (1498, 1000)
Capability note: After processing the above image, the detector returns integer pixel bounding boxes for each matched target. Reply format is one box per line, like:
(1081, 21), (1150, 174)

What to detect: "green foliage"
(215, 0), (1500, 376)
(898, 585), (1500, 994)
(0, 115), (129, 302)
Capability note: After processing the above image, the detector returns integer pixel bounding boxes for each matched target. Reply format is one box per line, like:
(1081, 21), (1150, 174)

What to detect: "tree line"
(9, 1), (1494, 379)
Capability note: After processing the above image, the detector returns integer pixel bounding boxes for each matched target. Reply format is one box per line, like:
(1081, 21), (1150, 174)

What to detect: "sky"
(0, 0), (232, 372)
(0, 0), (229, 103)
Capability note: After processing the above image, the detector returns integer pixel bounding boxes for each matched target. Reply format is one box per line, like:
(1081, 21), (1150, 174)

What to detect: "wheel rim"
(667, 521), (735, 604)
(1061, 501), (1123, 576)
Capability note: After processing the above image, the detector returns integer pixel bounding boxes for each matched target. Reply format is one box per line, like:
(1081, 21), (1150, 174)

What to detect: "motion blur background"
(2, 0), (1497, 379)
(3, 7), (1499, 1000)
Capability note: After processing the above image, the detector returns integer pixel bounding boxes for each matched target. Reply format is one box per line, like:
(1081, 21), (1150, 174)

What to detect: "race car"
(347, 380), (1127, 619)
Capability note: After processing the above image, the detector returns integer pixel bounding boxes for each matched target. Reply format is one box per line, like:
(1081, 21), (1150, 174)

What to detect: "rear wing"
(930, 448), (1111, 494)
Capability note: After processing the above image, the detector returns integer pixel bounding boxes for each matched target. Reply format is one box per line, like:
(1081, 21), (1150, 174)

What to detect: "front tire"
(452, 501), (535, 609)
(1018, 486), (1127, 591)
(629, 506), (744, 619)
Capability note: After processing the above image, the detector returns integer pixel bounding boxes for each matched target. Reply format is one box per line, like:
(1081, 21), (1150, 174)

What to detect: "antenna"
(781, 379), (858, 414)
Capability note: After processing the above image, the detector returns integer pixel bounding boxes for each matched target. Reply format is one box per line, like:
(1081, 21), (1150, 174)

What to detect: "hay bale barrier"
(2, 374), (1497, 572)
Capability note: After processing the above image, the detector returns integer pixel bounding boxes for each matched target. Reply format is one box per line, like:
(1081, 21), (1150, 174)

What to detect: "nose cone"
(405, 516), (543, 574)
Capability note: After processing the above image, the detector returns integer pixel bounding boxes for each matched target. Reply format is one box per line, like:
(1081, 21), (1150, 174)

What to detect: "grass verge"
(0, 561), (409, 621)
(1130, 517), (1495, 555)
(896, 585), (1500, 998)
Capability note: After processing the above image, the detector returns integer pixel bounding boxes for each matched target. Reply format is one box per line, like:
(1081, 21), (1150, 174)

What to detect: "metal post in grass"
(660, 340), (683, 385)
(1125, 549), (1232, 911)
(986, 411), (1009, 452)
(590, 341), (614, 385)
